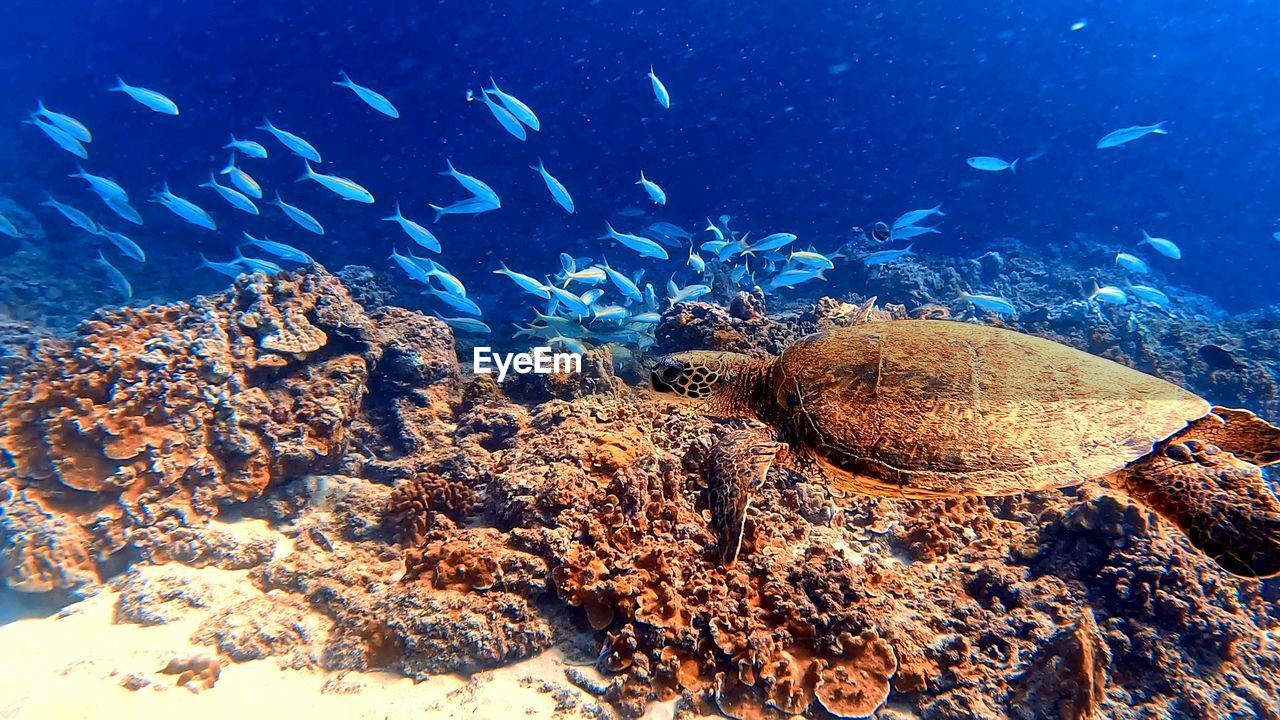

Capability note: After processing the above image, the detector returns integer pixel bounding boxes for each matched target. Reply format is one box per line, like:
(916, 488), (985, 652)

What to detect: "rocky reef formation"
(0, 268), (457, 592)
(2, 266), (1278, 720)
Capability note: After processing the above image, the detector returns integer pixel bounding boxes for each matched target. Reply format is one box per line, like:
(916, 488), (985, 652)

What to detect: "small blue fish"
(547, 284), (591, 318)
(495, 261), (551, 299)
(1140, 230), (1181, 260)
(428, 289), (483, 317)
(424, 258), (468, 297)
(334, 70), (399, 118)
(967, 156), (1018, 173)
(1115, 252), (1148, 274)
(270, 193), (324, 235)
(109, 77), (179, 115)
(242, 232), (313, 264)
(201, 174), (260, 215)
(667, 278), (711, 305)
(601, 222), (669, 260)
(438, 315), (491, 334)
(648, 66), (670, 109)
(26, 118), (88, 159)
(199, 253), (244, 279)
(485, 79), (539, 131)
(476, 88), (527, 141)
(890, 224), (941, 241)
(95, 228), (145, 262)
(0, 213), (20, 238)
(863, 245), (914, 267)
(152, 183), (216, 231)
(1128, 284), (1170, 308)
(531, 160), (574, 214)
(597, 257), (644, 303)
(1097, 122), (1167, 149)
(258, 119), (322, 162)
(383, 202), (440, 252)
(744, 232), (797, 255)
(299, 161), (374, 203)
(34, 101), (91, 143)
(958, 291), (1016, 315)
(637, 171), (667, 205)
(441, 160), (501, 206)
(223, 136), (268, 159)
(41, 195), (98, 234)
(767, 267), (825, 290)
(389, 247), (433, 284)
(103, 196), (143, 226)
(69, 165), (128, 203)
(95, 251), (132, 299)
(234, 248), (285, 275)
(688, 248), (706, 274)
(788, 250), (835, 270)
(893, 205), (944, 230)
(1090, 284), (1128, 306)
(221, 155), (263, 199)
(429, 196), (500, 222)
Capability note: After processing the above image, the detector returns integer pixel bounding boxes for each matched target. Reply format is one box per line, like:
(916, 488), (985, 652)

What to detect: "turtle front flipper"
(707, 430), (783, 565)
(1111, 433), (1280, 578)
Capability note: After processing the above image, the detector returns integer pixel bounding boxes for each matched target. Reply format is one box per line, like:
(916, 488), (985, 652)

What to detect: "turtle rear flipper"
(1182, 406), (1280, 465)
(1112, 439), (1280, 578)
(707, 431), (782, 565)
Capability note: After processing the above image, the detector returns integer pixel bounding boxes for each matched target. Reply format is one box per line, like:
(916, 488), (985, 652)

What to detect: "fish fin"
(334, 70), (351, 87)
(1152, 121), (1169, 135)
(297, 161), (314, 182)
(108, 76), (126, 92)
(428, 204), (445, 223)
(1009, 158), (1019, 174)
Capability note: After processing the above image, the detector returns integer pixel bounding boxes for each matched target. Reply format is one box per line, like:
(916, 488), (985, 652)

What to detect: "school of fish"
(10, 66), (1188, 357)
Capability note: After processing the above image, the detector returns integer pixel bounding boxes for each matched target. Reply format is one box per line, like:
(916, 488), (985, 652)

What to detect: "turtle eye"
(656, 362), (684, 384)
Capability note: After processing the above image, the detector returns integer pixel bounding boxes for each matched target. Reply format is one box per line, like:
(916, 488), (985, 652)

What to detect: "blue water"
(2, 0), (1279, 320)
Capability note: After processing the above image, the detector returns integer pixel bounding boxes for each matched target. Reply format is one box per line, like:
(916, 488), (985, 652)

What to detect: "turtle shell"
(769, 320), (1210, 498)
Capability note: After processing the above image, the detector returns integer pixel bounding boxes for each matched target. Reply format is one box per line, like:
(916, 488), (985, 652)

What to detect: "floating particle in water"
(1071, 18), (1088, 31)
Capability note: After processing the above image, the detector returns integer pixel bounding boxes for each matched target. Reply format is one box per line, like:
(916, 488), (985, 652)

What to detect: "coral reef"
(0, 268), (456, 591)
(4, 264), (1280, 720)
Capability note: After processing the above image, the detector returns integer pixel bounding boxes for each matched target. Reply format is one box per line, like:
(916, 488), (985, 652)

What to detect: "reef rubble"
(1, 265), (1278, 720)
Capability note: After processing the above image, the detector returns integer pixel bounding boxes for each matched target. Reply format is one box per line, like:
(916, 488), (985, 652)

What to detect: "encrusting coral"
(2, 265), (1279, 720)
(0, 268), (455, 592)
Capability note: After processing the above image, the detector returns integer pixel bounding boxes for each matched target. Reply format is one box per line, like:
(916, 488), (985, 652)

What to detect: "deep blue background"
(2, 0), (1279, 315)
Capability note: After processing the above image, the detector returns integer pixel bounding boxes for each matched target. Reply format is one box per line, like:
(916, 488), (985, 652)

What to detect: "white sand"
(0, 551), (612, 719)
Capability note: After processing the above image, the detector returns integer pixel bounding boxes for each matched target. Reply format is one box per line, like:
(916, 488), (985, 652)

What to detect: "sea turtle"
(649, 320), (1280, 577)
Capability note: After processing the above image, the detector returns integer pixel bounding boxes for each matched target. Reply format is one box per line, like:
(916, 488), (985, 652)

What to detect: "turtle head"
(649, 351), (763, 417)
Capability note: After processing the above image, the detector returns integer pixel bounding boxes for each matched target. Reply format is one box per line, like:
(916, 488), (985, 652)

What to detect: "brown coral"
(0, 268), (455, 591)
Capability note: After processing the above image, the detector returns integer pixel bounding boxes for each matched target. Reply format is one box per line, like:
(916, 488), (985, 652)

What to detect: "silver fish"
(270, 193), (323, 235)
(485, 79), (539, 131)
(967, 156), (1018, 173)
(95, 251), (132, 299)
(258, 118), (321, 162)
(109, 77), (178, 115)
(1097, 122), (1168, 149)
(334, 70), (399, 118)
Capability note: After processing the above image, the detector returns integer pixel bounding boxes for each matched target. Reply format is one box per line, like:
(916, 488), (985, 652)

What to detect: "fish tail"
(1153, 121), (1169, 135)
(256, 117), (272, 131)
(1009, 158), (1018, 174)
(297, 161), (314, 182)
(428, 204), (445, 223)
(334, 69), (351, 86)
(108, 76), (126, 92)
